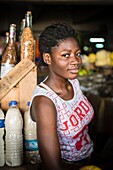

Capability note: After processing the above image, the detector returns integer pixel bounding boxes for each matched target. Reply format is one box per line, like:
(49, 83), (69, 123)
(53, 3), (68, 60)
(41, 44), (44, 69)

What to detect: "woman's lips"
(68, 68), (79, 74)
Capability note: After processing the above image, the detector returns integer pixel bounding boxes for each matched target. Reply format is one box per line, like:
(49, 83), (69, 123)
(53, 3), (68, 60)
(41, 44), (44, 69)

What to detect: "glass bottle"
(20, 11), (35, 61)
(17, 18), (26, 62)
(19, 18), (25, 42)
(2, 32), (9, 55)
(0, 24), (17, 78)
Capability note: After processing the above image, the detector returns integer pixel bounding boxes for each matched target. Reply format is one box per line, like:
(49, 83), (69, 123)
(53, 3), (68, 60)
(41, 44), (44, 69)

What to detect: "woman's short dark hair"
(38, 22), (78, 66)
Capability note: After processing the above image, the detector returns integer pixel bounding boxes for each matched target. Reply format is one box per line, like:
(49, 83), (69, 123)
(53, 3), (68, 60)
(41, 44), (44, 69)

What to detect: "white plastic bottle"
(0, 108), (5, 167)
(5, 100), (23, 167)
(24, 102), (39, 164)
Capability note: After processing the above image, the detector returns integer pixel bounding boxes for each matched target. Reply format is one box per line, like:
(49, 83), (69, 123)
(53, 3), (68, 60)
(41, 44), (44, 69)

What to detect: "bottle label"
(1, 63), (14, 78)
(25, 139), (38, 151)
(0, 119), (5, 128)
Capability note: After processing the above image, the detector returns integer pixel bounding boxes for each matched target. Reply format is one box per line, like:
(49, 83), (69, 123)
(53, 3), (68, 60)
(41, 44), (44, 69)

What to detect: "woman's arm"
(31, 96), (81, 170)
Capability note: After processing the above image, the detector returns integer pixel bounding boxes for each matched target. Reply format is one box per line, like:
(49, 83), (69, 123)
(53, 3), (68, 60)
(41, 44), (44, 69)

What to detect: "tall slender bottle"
(17, 18), (26, 62)
(0, 107), (5, 167)
(5, 100), (23, 167)
(24, 102), (40, 164)
(19, 18), (26, 42)
(20, 11), (35, 61)
(0, 24), (17, 78)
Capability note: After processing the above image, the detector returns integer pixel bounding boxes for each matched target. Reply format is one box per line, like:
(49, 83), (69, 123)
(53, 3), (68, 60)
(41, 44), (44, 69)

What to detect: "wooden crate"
(0, 59), (37, 113)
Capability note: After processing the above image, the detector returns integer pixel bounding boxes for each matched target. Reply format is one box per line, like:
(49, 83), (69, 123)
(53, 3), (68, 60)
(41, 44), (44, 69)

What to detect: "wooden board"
(0, 59), (37, 113)
(19, 66), (37, 113)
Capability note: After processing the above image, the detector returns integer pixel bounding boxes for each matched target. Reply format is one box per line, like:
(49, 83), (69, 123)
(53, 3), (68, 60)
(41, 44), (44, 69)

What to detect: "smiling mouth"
(69, 68), (80, 74)
(68, 64), (81, 74)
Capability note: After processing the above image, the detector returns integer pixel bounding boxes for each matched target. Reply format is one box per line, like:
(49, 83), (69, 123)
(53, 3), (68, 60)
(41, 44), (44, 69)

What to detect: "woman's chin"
(68, 74), (78, 80)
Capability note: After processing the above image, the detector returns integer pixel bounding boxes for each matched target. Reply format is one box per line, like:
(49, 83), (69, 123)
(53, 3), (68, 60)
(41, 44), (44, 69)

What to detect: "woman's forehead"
(53, 38), (79, 50)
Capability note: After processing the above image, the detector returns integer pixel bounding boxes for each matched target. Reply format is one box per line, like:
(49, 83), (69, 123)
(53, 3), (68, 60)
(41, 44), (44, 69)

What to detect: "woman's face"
(49, 37), (82, 80)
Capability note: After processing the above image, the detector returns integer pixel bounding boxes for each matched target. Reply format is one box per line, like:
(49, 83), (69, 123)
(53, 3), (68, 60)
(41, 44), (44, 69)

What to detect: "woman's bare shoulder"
(31, 95), (56, 122)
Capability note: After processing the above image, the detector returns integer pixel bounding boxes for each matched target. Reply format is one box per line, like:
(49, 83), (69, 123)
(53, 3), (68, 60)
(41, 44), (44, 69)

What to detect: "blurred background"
(0, 0), (113, 53)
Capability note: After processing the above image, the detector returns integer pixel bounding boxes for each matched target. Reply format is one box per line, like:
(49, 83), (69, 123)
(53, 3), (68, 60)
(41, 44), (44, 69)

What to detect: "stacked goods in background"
(0, 59), (37, 167)
(0, 11), (38, 167)
(79, 49), (113, 76)
(78, 49), (113, 97)
(0, 10), (37, 113)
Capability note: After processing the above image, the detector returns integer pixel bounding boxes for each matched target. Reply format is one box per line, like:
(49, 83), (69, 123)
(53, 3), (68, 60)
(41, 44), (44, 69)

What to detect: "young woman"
(30, 23), (94, 170)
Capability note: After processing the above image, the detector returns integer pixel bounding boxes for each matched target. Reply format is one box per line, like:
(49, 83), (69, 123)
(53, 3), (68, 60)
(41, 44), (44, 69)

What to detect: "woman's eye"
(76, 53), (82, 58)
(62, 54), (70, 58)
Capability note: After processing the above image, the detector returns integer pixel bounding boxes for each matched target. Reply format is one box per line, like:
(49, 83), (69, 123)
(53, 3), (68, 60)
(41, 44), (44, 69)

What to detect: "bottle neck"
(25, 12), (32, 29)
(5, 32), (9, 44)
(10, 105), (18, 109)
(21, 19), (26, 31)
(19, 18), (25, 41)
(8, 36), (15, 45)
(8, 24), (16, 44)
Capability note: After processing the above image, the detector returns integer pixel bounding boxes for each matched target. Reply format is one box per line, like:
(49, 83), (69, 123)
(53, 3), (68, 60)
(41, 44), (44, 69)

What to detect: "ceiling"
(0, 0), (113, 52)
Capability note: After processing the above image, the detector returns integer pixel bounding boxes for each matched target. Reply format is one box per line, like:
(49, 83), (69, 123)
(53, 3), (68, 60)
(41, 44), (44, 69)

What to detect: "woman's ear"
(43, 53), (51, 65)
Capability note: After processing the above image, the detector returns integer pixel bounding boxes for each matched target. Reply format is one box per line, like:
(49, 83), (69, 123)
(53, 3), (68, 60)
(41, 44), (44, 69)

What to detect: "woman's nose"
(70, 55), (81, 64)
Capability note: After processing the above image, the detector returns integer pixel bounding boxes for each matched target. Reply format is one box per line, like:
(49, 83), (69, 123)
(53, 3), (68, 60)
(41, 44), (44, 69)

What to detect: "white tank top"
(30, 78), (94, 161)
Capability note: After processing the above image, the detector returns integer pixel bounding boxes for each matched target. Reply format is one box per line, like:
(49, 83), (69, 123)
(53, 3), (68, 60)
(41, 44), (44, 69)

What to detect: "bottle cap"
(27, 102), (30, 106)
(9, 100), (17, 106)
